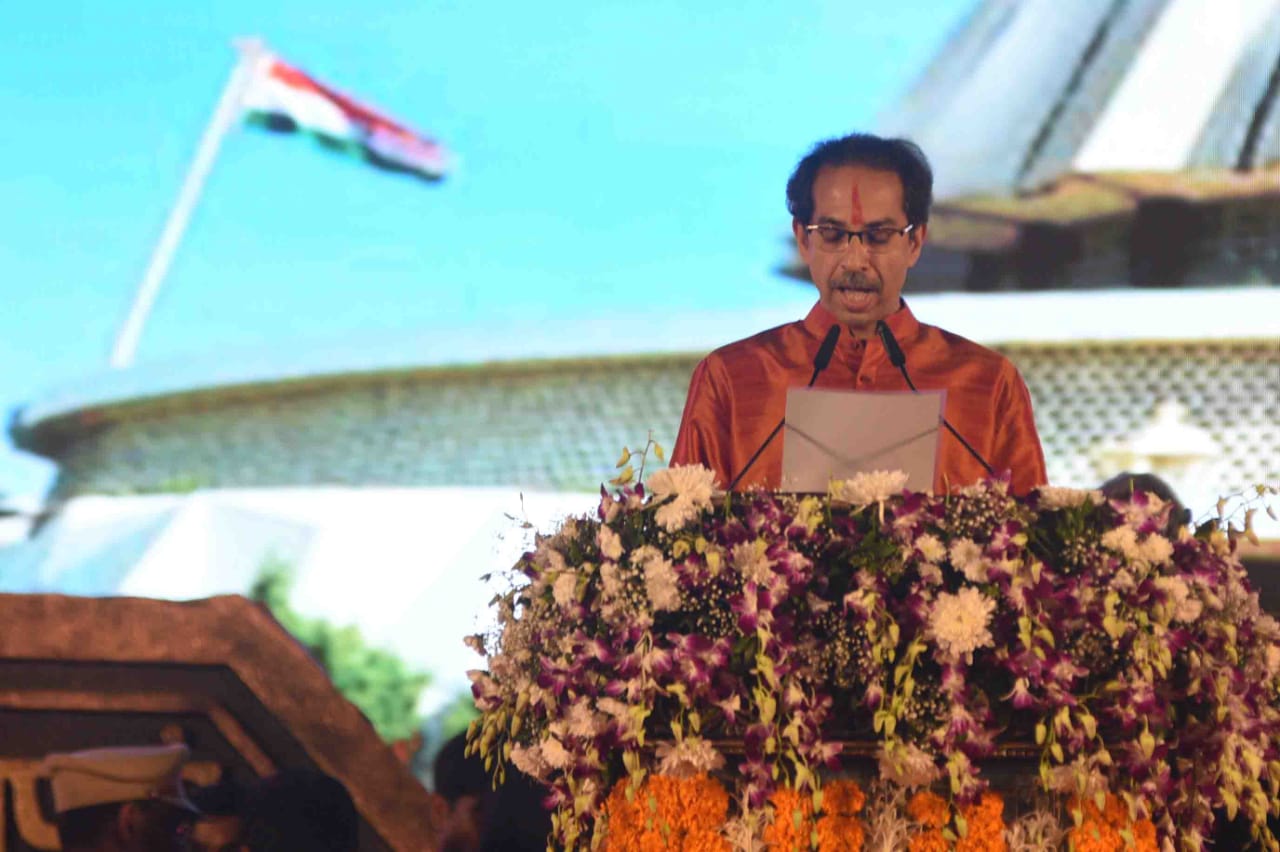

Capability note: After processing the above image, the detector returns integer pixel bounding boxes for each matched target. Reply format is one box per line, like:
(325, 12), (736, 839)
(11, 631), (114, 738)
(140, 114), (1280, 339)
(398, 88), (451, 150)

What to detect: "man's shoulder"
(702, 319), (806, 365)
(921, 321), (1018, 373)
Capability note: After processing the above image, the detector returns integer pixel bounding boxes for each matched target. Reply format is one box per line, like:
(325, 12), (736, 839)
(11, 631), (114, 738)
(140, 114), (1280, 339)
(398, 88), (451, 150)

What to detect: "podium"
(467, 471), (1280, 848)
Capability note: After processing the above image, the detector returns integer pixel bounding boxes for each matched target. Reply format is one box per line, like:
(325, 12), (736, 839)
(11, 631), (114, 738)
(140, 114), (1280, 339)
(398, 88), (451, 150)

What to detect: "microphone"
(727, 324), (841, 491)
(875, 319), (995, 478)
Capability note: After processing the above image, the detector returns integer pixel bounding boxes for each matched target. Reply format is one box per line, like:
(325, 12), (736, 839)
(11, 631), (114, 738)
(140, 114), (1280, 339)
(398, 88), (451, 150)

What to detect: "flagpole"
(109, 37), (267, 369)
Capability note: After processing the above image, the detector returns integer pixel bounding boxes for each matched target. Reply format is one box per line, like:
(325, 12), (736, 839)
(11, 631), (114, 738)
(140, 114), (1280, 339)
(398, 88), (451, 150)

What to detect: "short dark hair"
(433, 732), (489, 803)
(56, 803), (121, 848)
(191, 776), (250, 817)
(239, 770), (358, 852)
(786, 133), (933, 226)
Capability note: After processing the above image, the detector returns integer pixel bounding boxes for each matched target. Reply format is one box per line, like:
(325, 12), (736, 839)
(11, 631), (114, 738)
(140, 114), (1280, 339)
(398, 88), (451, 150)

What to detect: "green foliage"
(250, 555), (429, 742)
(436, 689), (479, 741)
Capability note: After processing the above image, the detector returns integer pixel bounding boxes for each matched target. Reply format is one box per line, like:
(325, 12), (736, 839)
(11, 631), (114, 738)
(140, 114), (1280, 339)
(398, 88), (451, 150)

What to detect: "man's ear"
(906, 221), (928, 267)
(792, 218), (812, 264)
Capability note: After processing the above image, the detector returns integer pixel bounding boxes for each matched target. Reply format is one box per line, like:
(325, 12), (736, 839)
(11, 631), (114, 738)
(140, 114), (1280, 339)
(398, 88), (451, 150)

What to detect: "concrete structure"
(0, 594), (440, 851)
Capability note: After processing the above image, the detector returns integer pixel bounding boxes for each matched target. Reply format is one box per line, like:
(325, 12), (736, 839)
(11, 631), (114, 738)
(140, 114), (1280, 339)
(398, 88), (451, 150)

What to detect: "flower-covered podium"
(467, 466), (1280, 850)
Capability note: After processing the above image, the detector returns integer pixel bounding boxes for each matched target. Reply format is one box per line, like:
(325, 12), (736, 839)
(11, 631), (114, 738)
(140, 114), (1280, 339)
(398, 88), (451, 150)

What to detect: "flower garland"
(466, 466), (1280, 850)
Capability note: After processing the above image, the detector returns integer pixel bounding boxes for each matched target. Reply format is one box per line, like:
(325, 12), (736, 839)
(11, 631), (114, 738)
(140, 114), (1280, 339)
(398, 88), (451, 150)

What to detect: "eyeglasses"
(803, 223), (915, 253)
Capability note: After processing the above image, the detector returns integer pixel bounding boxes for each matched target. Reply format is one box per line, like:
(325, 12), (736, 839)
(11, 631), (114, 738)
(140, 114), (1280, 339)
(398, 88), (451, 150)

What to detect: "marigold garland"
(762, 781), (867, 852)
(600, 773), (731, 852)
(1066, 794), (1158, 852)
(907, 791), (950, 829)
(956, 793), (1006, 852)
(904, 791), (1008, 852)
(762, 787), (815, 851)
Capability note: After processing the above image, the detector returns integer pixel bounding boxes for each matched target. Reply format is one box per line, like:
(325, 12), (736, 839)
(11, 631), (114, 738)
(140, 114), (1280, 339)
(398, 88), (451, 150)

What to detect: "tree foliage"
(250, 556), (428, 742)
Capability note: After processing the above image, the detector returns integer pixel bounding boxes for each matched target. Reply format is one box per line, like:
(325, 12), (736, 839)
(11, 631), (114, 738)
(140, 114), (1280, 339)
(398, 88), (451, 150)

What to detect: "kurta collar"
(801, 298), (921, 345)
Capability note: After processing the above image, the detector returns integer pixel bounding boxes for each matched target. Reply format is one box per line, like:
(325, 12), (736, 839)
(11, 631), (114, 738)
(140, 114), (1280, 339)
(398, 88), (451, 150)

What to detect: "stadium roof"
(878, 0), (1280, 199)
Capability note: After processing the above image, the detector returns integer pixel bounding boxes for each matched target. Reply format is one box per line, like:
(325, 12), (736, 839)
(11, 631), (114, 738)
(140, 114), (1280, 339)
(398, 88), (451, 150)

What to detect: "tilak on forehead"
(848, 183), (864, 227)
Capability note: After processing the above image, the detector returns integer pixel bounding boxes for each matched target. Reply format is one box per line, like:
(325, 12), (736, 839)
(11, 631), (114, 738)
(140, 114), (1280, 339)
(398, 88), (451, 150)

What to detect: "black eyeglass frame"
(802, 223), (916, 252)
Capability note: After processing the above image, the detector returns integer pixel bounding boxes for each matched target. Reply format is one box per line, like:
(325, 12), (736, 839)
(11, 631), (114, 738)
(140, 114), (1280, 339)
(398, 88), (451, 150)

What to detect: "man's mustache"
(832, 275), (878, 290)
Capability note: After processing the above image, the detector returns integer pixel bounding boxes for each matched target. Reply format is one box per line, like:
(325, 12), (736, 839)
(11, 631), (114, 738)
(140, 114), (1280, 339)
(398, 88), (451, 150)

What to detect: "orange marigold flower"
(600, 774), (731, 852)
(907, 791), (950, 829)
(1102, 793), (1129, 826)
(956, 792), (1007, 852)
(763, 787), (817, 851)
(821, 779), (867, 817)
(1067, 820), (1123, 852)
(908, 829), (950, 852)
(1133, 819), (1158, 852)
(816, 815), (865, 851)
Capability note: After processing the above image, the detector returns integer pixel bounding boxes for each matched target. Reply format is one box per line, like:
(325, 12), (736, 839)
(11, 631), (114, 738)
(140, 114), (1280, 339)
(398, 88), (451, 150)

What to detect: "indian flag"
(240, 53), (450, 181)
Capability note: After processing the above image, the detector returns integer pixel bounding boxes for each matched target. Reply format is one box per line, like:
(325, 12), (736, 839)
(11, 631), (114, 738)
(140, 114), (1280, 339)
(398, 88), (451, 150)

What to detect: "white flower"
(655, 737), (726, 778)
(539, 735), (571, 769)
(1154, 576), (1202, 623)
(829, 470), (909, 506)
(1101, 525), (1141, 561)
(877, 743), (941, 788)
(596, 696), (632, 722)
(732, 539), (773, 585)
(917, 563), (943, 586)
(540, 544), (567, 574)
(928, 587), (995, 663)
(644, 555), (681, 611)
(597, 526), (623, 561)
(648, 465), (716, 532)
(1139, 533), (1173, 566)
(599, 561), (623, 597)
(509, 743), (549, 780)
(567, 699), (599, 739)
(1113, 492), (1169, 527)
(916, 533), (946, 564)
(1102, 526), (1173, 567)
(1037, 486), (1103, 510)
(654, 499), (699, 532)
(648, 464), (717, 503)
(948, 538), (988, 584)
(552, 572), (578, 609)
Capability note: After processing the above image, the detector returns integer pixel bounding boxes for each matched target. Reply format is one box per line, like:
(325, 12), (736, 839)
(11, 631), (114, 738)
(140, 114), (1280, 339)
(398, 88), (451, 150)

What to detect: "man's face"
(793, 164), (926, 338)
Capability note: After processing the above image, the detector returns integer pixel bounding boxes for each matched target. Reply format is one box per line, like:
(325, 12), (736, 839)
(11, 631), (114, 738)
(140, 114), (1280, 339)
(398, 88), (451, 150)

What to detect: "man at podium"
(670, 133), (1047, 495)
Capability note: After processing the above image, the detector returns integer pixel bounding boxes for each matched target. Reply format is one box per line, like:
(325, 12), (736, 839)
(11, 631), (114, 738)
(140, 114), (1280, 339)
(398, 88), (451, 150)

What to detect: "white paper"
(780, 387), (944, 492)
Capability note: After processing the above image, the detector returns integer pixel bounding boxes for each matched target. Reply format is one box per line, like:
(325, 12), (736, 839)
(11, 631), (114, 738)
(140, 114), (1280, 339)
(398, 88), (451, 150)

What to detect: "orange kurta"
(670, 301), (1047, 495)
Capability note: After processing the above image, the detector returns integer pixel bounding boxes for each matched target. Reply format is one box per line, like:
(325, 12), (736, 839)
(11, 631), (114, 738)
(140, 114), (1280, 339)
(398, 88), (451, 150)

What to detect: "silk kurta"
(670, 301), (1048, 495)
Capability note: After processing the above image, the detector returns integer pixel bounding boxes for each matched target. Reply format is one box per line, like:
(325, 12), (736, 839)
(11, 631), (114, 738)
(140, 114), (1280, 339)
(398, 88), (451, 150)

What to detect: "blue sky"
(0, 0), (977, 499)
